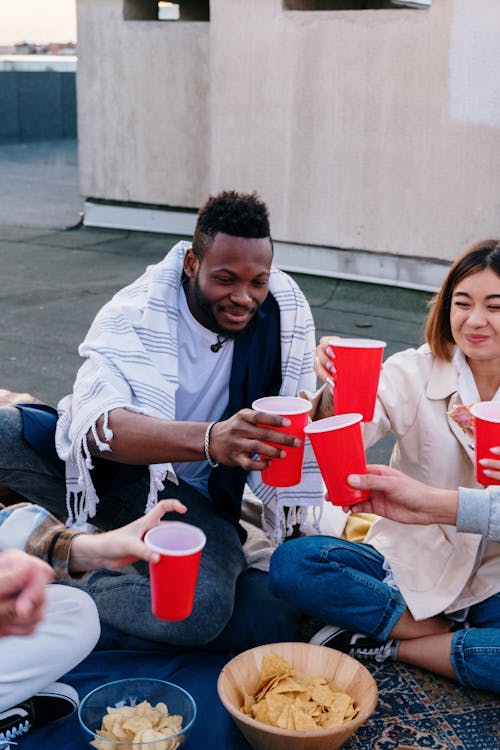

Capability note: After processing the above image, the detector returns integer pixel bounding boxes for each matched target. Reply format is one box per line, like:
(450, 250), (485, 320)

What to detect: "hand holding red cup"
(470, 401), (500, 486)
(327, 338), (386, 422)
(252, 396), (312, 487)
(304, 413), (369, 506)
(145, 522), (206, 621)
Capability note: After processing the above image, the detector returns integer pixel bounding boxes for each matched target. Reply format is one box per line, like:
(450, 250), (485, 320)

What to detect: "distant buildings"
(0, 41), (76, 56)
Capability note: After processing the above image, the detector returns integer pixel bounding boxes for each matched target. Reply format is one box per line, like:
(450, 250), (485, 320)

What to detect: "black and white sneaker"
(0, 681), (79, 748)
(310, 624), (399, 663)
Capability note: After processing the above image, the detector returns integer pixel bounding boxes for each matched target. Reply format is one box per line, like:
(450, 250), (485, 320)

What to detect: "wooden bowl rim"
(216, 642), (379, 738)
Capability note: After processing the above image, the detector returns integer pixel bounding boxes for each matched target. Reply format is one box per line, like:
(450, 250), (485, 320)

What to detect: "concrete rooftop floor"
(0, 138), (434, 463)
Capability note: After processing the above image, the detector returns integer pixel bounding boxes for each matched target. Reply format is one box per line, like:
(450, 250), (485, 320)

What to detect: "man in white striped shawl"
(0, 190), (324, 649)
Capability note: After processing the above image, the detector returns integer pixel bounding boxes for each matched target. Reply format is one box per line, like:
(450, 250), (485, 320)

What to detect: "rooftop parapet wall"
(0, 56), (77, 143)
(77, 0), (500, 266)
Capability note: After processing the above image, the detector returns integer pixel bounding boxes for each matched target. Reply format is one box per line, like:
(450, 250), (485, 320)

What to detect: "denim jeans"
(451, 594), (500, 692)
(269, 535), (500, 693)
(72, 485), (247, 647)
(0, 406), (302, 648)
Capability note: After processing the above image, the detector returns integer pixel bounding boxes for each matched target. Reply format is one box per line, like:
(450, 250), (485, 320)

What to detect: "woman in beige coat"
(269, 238), (500, 693)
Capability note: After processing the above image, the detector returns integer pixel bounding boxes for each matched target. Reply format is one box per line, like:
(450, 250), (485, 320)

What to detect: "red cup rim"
(144, 522), (207, 556)
(252, 396), (313, 415)
(329, 337), (387, 349)
(470, 401), (500, 423)
(304, 413), (363, 433)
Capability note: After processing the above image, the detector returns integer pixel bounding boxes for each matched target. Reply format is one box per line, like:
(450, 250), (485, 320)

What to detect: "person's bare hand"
(479, 446), (500, 481)
(209, 408), (302, 471)
(313, 336), (339, 392)
(0, 549), (54, 637)
(69, 499), (187, 573)
(341, 464), (458, 527)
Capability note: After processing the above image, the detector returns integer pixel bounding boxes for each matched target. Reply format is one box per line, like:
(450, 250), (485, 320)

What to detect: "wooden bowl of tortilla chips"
(217, 642), (378, 750)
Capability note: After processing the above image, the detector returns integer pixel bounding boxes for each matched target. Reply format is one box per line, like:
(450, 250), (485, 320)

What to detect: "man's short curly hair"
(192, 190), (272, 259)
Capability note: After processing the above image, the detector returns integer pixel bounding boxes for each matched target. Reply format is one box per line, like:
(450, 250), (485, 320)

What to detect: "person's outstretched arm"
(67, 498), (186, 573)
(346, 464), (500, 541)
(345, 465), (458, 526)
(7, 498), (186, 579)
(86, 407), (303, 472)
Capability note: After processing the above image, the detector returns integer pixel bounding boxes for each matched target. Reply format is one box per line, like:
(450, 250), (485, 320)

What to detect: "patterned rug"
(344, 659), (499, 750)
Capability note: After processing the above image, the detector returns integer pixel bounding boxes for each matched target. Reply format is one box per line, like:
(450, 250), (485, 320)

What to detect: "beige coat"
(364, 344), (500, 620)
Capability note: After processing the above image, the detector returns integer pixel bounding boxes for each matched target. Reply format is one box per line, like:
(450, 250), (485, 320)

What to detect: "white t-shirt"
(172, 287), (234, 496)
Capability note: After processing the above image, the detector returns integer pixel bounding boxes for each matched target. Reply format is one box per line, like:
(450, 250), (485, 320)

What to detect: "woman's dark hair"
(426, 238), (500, 360)
(192, 190), (272, 259)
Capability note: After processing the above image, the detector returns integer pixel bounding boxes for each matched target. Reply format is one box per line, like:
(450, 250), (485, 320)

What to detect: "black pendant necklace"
(211, 335), (227, 353)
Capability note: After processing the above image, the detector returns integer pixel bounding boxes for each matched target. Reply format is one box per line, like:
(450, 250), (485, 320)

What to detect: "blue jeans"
(269, 535), (500, 693)
(451, 596), (500, 692)
(0, 406), (302, 648)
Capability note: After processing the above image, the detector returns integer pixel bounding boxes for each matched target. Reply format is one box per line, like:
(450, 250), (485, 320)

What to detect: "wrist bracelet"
(204, 421), (219, 468)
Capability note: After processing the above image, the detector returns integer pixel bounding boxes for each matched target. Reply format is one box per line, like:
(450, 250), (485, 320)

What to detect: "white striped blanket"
(56, 241), (323, 541)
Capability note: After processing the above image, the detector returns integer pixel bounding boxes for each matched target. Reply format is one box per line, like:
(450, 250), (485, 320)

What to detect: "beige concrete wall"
(210, 0), (500, 262)
(77, 0), (210, 207)
(77, 0), (500, 264)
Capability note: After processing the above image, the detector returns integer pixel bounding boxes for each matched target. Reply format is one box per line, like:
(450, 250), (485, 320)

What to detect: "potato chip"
(90, 699), (184, 750)
(160, 713), (183, 734)
(240, 653), (359, 732)
(123, 716), (155, 734)
(112, 721), (133, 741)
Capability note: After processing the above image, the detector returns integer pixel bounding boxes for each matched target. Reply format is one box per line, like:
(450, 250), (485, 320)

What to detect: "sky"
(0, 0), (77, 45)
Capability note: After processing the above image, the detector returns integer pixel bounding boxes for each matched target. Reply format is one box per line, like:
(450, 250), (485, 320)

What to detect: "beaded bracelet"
(204, 421), (219, 468)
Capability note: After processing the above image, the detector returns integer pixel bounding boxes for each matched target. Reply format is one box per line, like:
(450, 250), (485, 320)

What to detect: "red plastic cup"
(470, 401), (500, 486)
(252, 396), (312, 487)
(329, 338), (386, 422)
(145, 522), (206, 621)
(304, 413), (369, 506)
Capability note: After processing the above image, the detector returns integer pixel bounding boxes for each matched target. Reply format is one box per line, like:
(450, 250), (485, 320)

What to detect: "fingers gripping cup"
(304, 414), (369, 506)
(252, 396), (312, 487)
(470, 401), (500, 486)
(145, 522), (206, 621)
(329, 338), (386, 422)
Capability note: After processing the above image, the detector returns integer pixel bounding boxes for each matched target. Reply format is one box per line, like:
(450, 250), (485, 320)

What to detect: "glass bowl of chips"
(217, 641), (378, 750)
(78, 677), (197, 750)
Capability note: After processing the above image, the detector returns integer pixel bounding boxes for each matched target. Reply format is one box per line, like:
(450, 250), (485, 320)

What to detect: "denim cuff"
(374, 586), (407, 640)
(450, 629), (468, 686)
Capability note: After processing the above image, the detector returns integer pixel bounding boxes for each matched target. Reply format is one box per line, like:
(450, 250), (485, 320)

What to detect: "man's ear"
(183, 248), (199, 279)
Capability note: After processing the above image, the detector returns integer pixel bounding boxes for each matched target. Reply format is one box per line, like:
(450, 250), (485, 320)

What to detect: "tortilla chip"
(239, 653), (358, 732)
(272, 676), (306, 694)
(259, 654), (292, 682)
(290, 704), (318, 731)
